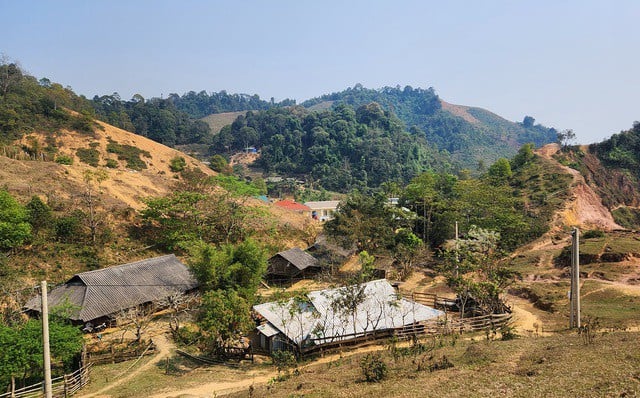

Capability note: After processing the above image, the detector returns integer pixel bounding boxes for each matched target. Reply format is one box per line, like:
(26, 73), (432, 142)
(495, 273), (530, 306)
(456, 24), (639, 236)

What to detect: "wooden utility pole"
(569, 228), (581, 329)
(454, 221), (459, 278)
(41, 281), (53, 398)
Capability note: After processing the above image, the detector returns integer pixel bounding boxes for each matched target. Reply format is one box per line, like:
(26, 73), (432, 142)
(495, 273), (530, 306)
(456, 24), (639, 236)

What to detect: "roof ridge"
(76, 254), (177, 279)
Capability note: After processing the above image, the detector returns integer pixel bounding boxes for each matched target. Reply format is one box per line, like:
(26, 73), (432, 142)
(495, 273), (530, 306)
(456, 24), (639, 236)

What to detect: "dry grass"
(200, 111), (247, 134)
(228, 331), (640, 398)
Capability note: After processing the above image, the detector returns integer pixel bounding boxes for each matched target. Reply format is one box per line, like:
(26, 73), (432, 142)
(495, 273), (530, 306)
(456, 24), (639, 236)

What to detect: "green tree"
(487, 158), (512, 184)
(0, 319), (83, 389)
(197, 289), (252, 355)
(25, 195), (52, 235)
(209, 154), (230, 174)
(441, 226), (515, 315)
(189, 239), (267, 300)
(0, 190), (31, 250)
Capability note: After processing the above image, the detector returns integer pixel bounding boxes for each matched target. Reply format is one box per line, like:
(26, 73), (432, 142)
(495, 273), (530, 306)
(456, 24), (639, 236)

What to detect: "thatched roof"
(271, 247), (318, 271)
(25, 254), (198, 323)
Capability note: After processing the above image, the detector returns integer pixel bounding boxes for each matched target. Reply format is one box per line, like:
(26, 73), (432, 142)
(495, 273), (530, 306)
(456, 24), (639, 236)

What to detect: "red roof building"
(274, 199), (311, 214)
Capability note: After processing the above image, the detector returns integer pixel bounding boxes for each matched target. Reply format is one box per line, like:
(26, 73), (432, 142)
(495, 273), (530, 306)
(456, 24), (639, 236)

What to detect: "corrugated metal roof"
(253, 279), (444, 345)
(303, 200), (341, 210)
(274, 247), (318, 271)
(257, 322), (280, 338)
(25, 254), (198, 323)
(274, 200), (311, 212)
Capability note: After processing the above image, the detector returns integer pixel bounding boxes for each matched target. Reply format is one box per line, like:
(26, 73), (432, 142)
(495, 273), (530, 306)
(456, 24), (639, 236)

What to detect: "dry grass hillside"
(201, 111), (247, 134)
(10, 120), (215, 210)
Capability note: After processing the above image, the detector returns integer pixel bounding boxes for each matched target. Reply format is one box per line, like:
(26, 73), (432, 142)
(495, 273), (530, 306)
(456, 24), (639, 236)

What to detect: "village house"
(266, 247), (320, 283)
(304, 200), (340, 221)
(25, 254), (198, 326)
(252, 279), (444, 353)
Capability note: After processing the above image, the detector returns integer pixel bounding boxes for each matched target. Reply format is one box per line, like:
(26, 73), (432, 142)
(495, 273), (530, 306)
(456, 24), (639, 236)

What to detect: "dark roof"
(272, 247), (318, 271)
(25, 254), (198, 323)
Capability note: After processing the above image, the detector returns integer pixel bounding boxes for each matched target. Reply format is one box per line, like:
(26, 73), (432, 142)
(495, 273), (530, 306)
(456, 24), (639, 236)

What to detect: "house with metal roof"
(266, 247), (320, 282)
(253, 279), (444, 353)
(25, 254), (198, 325)
(304, 200), (341, 221)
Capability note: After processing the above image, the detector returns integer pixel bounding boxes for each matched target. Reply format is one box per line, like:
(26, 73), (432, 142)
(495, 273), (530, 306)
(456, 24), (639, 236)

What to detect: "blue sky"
(1, 0), (638, 143)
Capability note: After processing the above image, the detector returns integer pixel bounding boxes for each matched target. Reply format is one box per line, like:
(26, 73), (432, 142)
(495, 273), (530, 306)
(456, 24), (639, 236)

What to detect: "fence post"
(63, 374), (68, 398)
(10, 376), (15, 398)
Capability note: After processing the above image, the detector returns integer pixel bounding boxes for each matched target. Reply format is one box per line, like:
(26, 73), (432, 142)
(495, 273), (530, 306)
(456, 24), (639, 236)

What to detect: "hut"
(25, 254), (198, 326)
(266, 247), (320, 283)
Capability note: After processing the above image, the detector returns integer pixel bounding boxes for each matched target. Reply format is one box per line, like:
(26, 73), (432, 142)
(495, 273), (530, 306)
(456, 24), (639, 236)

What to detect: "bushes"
(76, 147), (100, 166)
(106, 139), (150, 170)
(360, 353), (387, 382)
(169, 156), (187, 172)
(55, 154), (73, 165)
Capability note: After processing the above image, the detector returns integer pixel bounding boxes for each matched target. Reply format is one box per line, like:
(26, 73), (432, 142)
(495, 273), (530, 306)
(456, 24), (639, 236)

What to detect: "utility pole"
(569, 228), (581, 329)
(455, 221), (459, 278)
(41, 281), (53, 398)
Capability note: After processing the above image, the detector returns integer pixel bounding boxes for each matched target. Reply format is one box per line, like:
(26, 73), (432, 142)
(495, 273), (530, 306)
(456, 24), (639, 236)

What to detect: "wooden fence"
(0, 363), (92, 398)
(299, 312), (512, 358)
(85, 342), (155, 366)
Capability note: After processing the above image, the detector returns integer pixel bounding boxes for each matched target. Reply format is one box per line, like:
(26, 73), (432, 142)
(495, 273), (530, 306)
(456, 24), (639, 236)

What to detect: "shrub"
(583, 229), (606, 239)
(272, 350), (297, 374)
(105, 158), (118, 168)
(169, 156), (187, 172)
(76, 148), (100, 166)
(55, 154), (73, 165)
(106, 139), (150, 170)
(360, 353), (387, 382)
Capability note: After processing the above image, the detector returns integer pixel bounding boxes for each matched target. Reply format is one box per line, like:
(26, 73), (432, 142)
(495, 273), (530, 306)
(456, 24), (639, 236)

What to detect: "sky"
(1, 0), (638, 144)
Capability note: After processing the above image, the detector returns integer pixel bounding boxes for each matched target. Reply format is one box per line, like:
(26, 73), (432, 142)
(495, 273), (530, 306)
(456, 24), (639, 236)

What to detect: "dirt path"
(536, 143), (622, 230)
(150, 341), (416, 398)
(78, 334), (173, 398)
(506, 295), (550, 336)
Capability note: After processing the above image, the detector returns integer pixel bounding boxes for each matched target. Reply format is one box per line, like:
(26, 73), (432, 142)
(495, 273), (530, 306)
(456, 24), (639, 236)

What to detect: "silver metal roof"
(25, 254), (198, 322)
(254, 279), (444, 345)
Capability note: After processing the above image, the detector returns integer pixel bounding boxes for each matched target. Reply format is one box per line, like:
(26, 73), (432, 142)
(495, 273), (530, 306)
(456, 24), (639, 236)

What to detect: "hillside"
(9, 119), (213, 210)
(200, 111), (247, 135)
(300, 85), (558, 169)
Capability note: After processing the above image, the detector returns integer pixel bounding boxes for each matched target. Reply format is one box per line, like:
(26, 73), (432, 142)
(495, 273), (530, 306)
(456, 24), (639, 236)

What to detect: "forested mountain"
(91, 94), (211, 147)
(211, 104), (453, 192)
(0, 63), (98, 143)
(301, 85), (558, 167)
(170, 90), (295, 119)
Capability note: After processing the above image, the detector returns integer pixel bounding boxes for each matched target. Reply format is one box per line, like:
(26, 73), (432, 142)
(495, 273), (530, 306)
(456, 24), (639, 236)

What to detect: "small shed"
(266, 247), (320, 282)
(25, 254), (198, 325)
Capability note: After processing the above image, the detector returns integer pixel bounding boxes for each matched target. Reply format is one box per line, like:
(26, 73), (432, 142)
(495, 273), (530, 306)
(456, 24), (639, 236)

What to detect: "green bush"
(105, 158), (118, 168)
(55, 154), (73, 165)
(360, 353), (387, 382)
(76, 148), (100, 166)
(583, 229), (606, 239)
(106, 140), (150, 170)
(169, 156), (187, 172)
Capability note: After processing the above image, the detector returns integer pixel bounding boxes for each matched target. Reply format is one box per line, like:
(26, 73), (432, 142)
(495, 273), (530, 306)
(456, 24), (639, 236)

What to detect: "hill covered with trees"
(211, 103), (454, 192)
(302, 85), (558, 168)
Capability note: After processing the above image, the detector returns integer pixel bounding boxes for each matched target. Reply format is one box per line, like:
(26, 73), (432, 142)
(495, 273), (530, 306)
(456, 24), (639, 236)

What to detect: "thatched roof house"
(266, 247), (320, 282)
(25, 254), (198, 324)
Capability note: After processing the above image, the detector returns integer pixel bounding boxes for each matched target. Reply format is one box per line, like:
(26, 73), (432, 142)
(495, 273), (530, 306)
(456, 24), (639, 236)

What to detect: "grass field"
(228, 331), (640, 398)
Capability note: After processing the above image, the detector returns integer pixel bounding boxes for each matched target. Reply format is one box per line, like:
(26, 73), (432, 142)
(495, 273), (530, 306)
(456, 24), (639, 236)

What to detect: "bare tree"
(118, 304), (154, 343)
(158, 290), (199, 336)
